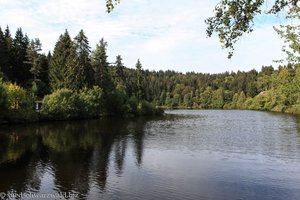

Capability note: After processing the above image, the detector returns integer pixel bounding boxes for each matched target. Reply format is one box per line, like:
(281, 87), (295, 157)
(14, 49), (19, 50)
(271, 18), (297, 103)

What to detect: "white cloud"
(0, 0), (287, 73)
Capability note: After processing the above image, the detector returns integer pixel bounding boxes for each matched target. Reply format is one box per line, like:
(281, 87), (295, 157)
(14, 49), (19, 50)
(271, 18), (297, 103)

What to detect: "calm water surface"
(0, 110), (300, 200)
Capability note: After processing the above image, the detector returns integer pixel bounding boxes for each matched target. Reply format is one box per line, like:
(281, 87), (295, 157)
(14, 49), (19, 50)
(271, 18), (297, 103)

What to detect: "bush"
(5, 83), (34, 110)
(271, 104), (286, 112)
(4, 83), (37, 123)
(0, 81), (7, 110)
(105, 86), (128, 115)
(41, 88), (81, 120)
(0, 81), (7, 120)
(128, 96), (138, 114)
(137, 100), (164, 116)
(79, 86), (103, 118)
(285, 105), (300, 115)
(41, 87), (104, 120)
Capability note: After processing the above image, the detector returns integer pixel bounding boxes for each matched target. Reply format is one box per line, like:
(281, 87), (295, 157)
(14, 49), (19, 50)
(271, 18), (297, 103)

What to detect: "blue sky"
(0, 0), (286, 73)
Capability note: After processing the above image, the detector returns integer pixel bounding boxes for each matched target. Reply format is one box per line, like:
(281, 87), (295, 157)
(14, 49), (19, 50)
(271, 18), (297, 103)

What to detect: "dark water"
(1, 110), (300, 200)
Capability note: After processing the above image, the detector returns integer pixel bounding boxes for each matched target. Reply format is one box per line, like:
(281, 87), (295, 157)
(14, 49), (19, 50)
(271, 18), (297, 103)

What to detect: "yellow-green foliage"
(41, 88), (81, 120)
(3, 83), (37, 122)
(211, 88), (224, 109)
(79, 86), (103, 117)
(285, 104), (300, 114)
(41, 87), (104, 120)
(5, 83), (31, 110)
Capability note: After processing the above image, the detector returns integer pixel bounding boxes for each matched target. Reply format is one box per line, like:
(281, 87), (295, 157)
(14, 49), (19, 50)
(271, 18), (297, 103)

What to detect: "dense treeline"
(141, 65), (300, 114)
(0, 26), (299, 123)
(0, 26), (162, 123)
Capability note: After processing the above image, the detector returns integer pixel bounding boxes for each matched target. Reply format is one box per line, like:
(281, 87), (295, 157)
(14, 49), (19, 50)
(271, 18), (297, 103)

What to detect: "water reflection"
(0, 111), (300, 200)
(0, 116), (164, 198)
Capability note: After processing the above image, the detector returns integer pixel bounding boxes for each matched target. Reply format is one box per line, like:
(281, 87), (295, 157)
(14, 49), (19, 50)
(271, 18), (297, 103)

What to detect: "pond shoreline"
(2, 106), (300, 126)
(0, 109), (164, 125)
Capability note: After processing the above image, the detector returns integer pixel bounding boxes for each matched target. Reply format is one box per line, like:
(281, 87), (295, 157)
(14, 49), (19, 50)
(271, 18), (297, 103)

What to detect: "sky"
(0, 0), (288, 73)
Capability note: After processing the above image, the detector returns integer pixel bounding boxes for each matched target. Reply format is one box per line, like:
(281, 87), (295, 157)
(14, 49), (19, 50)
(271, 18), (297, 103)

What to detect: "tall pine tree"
(49, 30), (73, 91)
(3, 26), (13, 81)
(115, 55), (126, 86)
(12, 28), (30, 86)
(0, 27), (9, 79)
(26, 38), (42, 82)
(66, 30), (93, 91)
(25, 38), (43, 95)
(135, 59), (144, 103)
(92, 38), (112, 92)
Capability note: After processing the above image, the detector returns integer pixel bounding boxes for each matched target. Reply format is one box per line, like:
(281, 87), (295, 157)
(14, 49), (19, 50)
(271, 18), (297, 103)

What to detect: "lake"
(0, 110), (300, 200)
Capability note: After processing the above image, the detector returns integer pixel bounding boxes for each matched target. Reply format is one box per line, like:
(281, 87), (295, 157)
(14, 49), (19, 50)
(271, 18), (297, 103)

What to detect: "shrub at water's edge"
(0, 81), (8, 121)
(40, 87), (163, 121)
(0, 82), (38, 123)
(137, 100), (164, 116)
(41, 88), (82, 120)
(0, 83), (163, 124)
(41, 87), (104, 120)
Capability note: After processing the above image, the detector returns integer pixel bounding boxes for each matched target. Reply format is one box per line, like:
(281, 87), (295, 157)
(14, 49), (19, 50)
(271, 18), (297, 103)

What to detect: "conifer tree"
(115, 55), (126, 86)
(66, 30), (93, 91)
(92, 38), (112, 92)
(49, 30), (73, 90)
(3, 26), (13, 81)
(12, 28), (30, 86)
(0, 27), (9, 79)
(25, 38), (43, 95)
(135, 59), (144, 103)
(26, 38), (42, 82)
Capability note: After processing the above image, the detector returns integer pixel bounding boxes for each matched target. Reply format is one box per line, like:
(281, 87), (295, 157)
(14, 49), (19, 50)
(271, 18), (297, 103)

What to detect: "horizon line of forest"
(0, 26), (300, 123)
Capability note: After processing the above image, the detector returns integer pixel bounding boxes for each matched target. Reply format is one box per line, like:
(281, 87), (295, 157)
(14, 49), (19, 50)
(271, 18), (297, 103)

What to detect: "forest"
(0, 26), (162, 123)
(0, 26), (299, 123)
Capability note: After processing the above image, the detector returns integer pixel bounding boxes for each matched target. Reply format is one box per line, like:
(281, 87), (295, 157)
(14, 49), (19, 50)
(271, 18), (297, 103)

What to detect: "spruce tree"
(135, 59), (144, 103)
(40, 52), (51, 87)
(49, 30), (73, 90)
(4, 26), (13, 81)
(66, 30), (93, 91)
(115, 55), (126, 86)
(26, 38), (42, 82)
(37, 53), (50, 96)
(92, 38), (112, 92)
(25, 38), (43, 96)
(12, 28), (30, 86)
(0, 27), (9, 79)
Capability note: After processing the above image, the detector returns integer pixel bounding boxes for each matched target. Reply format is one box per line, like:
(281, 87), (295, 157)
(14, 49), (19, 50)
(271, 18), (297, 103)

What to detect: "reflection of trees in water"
(0, 116), (153, 197)
(130, 118), (146, 166)
(114, 135), (127, 175)
(0, 125), (50, 193)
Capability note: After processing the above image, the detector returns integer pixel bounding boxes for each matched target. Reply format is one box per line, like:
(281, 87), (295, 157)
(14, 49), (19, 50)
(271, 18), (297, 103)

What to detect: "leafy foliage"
(206, 0), (264, 58)
(3, 83), (37, 123)
(104, 0), (299, 58)
(41, 88), (82, 120)
(0, 81), (7, 113)
(41, 87), (104, 120)
(274, 7), (300, 65)
(137, 100), (163, 116)
(78, 86), (104, 117)
(106, 0), (120, 12)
